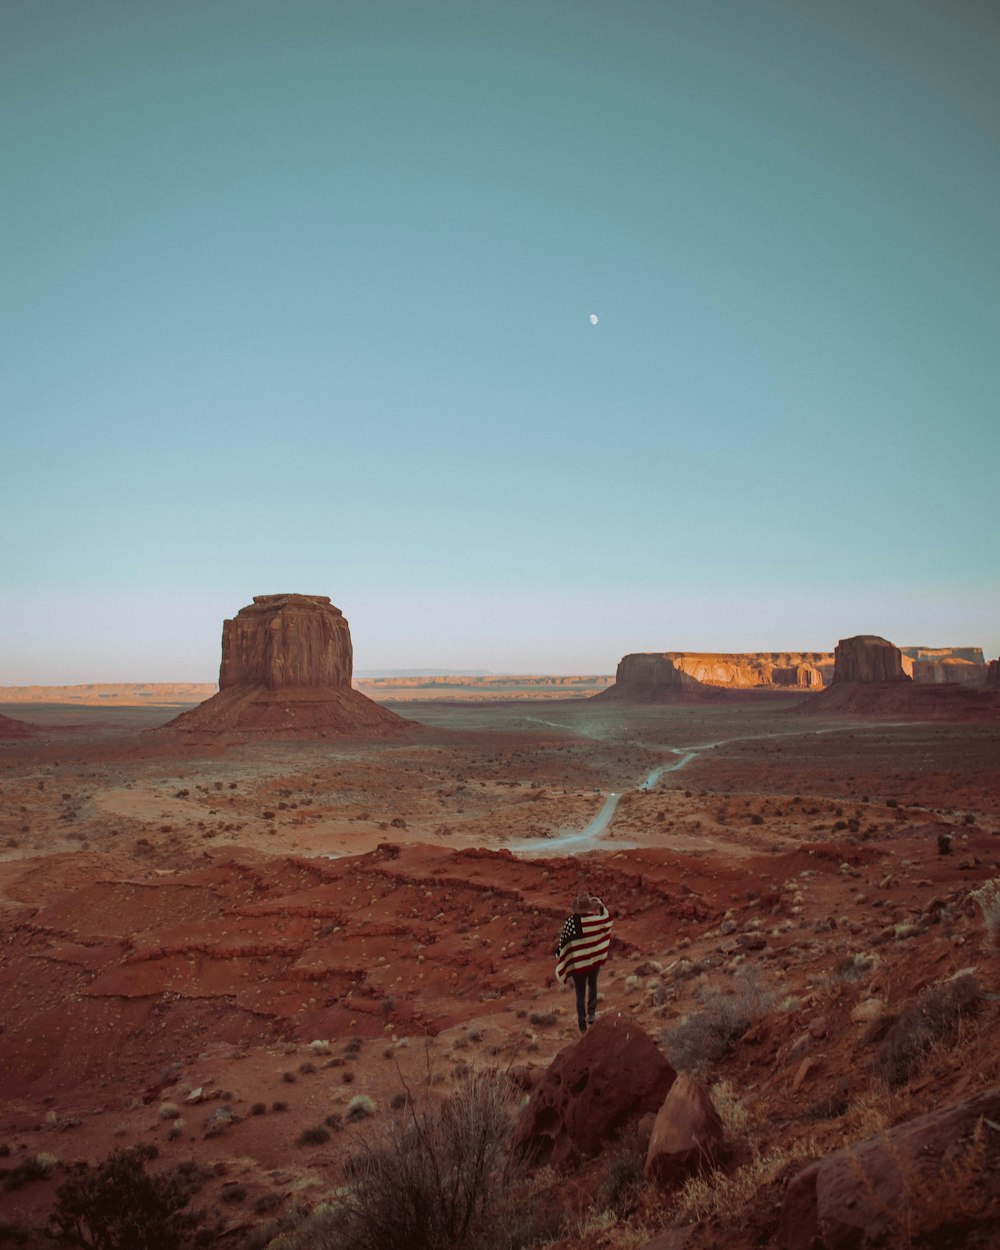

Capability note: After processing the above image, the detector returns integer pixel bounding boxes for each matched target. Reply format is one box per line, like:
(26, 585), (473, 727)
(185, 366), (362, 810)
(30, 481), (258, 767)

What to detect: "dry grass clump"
(338, 1066), (530, 1250)
(597, 1125), (648, 1215)
(970, 878), (1000, 948)
(866, 972), (982, 1087)
(671, 1139), (816, 1227)
(662, 968), (776, 1072)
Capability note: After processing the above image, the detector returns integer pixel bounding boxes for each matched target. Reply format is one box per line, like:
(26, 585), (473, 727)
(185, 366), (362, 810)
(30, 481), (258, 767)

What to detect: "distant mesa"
(808, 635), (999, 717)
(900, 645), (986, 686)
(988, 658), (1000, 687)
(167, 594), (411, 738)
(831, 635), (910, 685)
(596, 652), (832, 702)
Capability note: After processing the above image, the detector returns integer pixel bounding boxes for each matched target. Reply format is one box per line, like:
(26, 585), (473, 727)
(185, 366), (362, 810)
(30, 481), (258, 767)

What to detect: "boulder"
(778, 1087), (1000, 1250)
(166, 594), (410, 738)
(512, 1013), (676, 1167)
(831, 636), (910, 684)
(644, 1072), (724, 1187)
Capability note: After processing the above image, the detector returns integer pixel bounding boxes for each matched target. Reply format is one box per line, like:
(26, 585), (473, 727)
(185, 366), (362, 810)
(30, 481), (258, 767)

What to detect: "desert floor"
(1, 696), (998, 1247)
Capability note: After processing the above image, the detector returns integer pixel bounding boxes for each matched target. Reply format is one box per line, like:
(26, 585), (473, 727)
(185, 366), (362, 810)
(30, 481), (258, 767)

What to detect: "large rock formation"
(830, 635), (910, 684)
(804, 635), (1000, 717)
(900, 645), (987, 686)
(778, 1088), (1000, 1250)
(597, 652), (832, 701)
(644, 1072), (725, 1188)
(512, 1014), (676, 1167)
(167, 594), (409, 738)
(988, 658), (1000, 687)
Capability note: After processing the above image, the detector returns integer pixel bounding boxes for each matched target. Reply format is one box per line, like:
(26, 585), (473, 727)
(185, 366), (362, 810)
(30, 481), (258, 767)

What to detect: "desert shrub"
(598, 1126), (647, 1215)
(0, 1215), (29, 1245)
(833, 952), (879, 984)
(970, 879), (1000, 949)
(338, 1066), (529, 1250)
(50, 1143), (191, 1250)
(297, 1126), (331, 1147)
(672, 1141), (815, 1226)
(4, 1153), (56, 1190)
(345, 1095), (375, 1123)
(527, 1012), (557, 1028)
(868, 972), (982, 1087)
(662, 968), (776, 1072)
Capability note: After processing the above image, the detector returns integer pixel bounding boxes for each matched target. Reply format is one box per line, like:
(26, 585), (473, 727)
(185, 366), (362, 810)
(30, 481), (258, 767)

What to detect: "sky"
(3, 0), (999, 681)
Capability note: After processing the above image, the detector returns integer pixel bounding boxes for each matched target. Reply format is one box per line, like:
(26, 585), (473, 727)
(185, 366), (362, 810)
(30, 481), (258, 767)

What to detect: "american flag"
(555, 902), (612, 983)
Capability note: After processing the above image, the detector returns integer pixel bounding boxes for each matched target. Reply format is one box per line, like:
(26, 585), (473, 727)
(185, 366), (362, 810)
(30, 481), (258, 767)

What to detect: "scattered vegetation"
(867, 972), (983, 1087)
(662, 967), (776, 1072)
(50, 1143), (192, 1250)
(252, 1067), (534, 1250)
(970, 878), (1000, 948)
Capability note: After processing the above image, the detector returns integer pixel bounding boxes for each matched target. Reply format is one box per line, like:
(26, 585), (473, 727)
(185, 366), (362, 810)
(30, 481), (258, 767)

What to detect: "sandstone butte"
(810, 634), (1000, 717)
(166, 594), (411, 738)
(596, 652), (834, 702)
(598, 638), (998, 719)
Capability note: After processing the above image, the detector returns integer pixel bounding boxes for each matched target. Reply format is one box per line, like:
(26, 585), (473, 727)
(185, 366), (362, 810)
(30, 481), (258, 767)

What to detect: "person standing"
(555, 893), (612, 1033)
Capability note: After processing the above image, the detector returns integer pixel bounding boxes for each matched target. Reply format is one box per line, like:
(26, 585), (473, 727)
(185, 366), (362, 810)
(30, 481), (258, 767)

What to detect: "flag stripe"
(555, 908), (612, 983)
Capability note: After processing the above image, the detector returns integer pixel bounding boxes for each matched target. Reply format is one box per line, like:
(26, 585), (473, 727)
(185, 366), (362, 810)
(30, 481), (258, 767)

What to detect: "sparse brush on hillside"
(251, 1066), (538, 1250)
(970, 878), (1000, 948)
(866, 972), (983, 1087)
(662, 967), (776, 1072)
(50, 1143), (195, 1250)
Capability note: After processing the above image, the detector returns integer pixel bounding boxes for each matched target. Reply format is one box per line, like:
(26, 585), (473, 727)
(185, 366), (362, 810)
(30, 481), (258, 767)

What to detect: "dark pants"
(572, 968), (599, 1031)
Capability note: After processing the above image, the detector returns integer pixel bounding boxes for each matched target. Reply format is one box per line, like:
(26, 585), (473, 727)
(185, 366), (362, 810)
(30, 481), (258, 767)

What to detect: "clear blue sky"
(4, 1), (998, 681)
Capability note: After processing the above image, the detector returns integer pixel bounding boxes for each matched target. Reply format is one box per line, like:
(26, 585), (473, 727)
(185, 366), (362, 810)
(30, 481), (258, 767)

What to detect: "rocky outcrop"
(644, 1073), (725, 1188)
(512, 1014), (676, 1167)
(831, 636), (910, 684)
(167, 595), (409, 738)
(219, 594), (353, 689)
(901, 646), (988, 686)
(0, 713), (38, 738)
(778, 1088), (1000, 1250)
(598, 653), (832, 701)
(984, 658), (999, 686)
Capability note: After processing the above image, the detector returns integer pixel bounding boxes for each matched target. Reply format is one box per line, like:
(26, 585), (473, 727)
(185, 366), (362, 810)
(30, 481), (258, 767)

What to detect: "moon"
(589, 313), (599, 325)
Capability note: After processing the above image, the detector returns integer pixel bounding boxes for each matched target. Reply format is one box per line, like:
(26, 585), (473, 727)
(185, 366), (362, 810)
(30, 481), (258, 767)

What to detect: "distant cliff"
(597, 652), (832, 701)
(900, 646), (987, 686)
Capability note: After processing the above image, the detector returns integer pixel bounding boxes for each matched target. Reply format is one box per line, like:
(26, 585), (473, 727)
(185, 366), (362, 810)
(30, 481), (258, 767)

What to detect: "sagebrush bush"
(867, 972), (982, 1087)
(663, 968), (776, 1072)
(341, 1066), (528, 1250)
(970, 879), (1000, 949)
(50, 1143), (191, 1250)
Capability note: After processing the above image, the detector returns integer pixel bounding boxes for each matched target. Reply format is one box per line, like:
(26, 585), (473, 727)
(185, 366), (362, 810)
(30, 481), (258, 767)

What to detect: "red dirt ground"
(1, 695), (998, 1247)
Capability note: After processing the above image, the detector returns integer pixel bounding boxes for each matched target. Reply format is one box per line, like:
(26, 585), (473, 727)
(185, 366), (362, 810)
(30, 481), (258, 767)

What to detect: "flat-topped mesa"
(219, 594), (352, 690)
(167, 594), (410, 738)
(597, 651), (832, 701)
(831, 635), (910, 685)
(899, 645), (988, 686)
